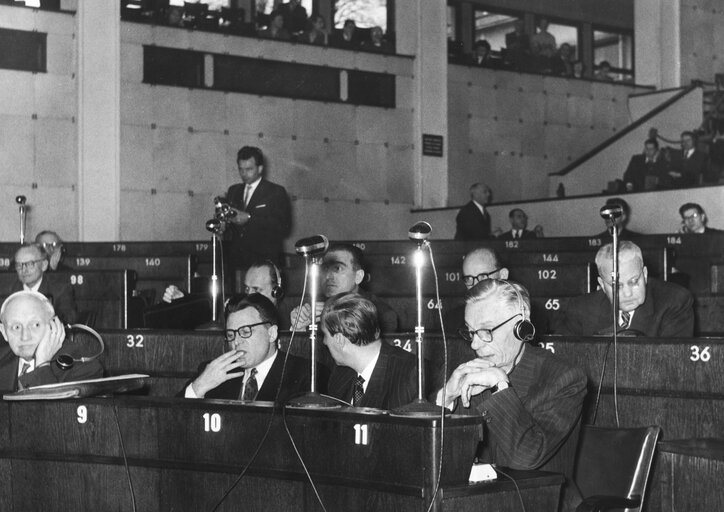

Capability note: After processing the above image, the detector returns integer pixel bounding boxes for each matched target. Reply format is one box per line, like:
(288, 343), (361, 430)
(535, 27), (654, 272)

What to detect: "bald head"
(462, 248), (509, 290)
(0, 291), (56, 360)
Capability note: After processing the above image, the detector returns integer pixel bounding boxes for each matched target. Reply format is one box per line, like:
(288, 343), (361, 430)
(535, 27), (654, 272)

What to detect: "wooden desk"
(0, 397), (563, 511)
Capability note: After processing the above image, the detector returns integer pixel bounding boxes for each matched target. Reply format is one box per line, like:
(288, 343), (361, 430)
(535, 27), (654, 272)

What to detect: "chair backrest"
(573, 425), (661, 512)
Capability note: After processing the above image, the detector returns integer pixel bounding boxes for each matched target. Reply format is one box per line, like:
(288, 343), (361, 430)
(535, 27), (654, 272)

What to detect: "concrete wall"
(447, 64), (649, 205)
(554, 87), (703, 197)
(679, 0), (724, 85)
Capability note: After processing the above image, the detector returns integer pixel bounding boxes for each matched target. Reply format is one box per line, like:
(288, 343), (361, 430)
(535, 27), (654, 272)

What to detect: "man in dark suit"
(436, 279), (586, 470)
(35, 230), (73, 272)
(679, 202), (722, 234)
(665, 131), (708, 188)
(321, 293), (417, 410)
(555, 241), (694, 337)
(182, 294), (320, 402)
(623, 138), (668, 192)
(0, 291), (102, 392)
(222, 146), (292, 291)
(10, 243), (78, 324)
(455, 183), (492, 240)
(497, 208), (538, 240)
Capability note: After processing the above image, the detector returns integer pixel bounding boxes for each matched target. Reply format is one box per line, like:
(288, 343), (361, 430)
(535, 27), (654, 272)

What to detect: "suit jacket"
(669, 149), (708, 187)
(0, 342), (103, 393)
(623, 154), (668, 191)
(455, 201), (491, 240)
(554, 278), (694, 338)
(498, 229), (537, 241)
(327, 341), (417, 410)
(224, 178), (292, 268)
(458, 345), (586, 471)
(594, 227), (643, 240)
(10, 278), (79, 324)
(184, 350), (323, 403)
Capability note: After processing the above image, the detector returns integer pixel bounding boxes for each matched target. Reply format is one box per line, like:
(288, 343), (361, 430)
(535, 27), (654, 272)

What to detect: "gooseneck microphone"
(16, 195), (27, 244)
(295, 235), (329, 257)
(600, 204), (623, 220)
(408, 221), (432, 243)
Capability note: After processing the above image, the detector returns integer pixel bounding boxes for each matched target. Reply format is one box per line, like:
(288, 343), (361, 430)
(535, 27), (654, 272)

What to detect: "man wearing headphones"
(0, 291), (103, 392)
(436, 279), (586, 471)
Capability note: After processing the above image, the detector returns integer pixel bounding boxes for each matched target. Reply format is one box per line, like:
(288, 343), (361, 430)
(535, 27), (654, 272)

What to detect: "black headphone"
(264, 260), (284, 300)
(500, 280), (536, 342)
(54, 323), (105, 371)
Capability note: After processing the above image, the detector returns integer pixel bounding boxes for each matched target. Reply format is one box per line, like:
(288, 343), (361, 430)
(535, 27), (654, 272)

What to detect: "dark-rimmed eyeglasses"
(225, 321), (270, 342)
(458, 313), (521, 343)
(462, 268), (500, 287)
(14, 259), (45, 271)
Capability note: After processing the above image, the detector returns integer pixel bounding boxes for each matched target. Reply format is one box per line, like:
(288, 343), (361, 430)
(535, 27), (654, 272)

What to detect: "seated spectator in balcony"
(300, 14), (328, 46)
(594, 60), (615, 81)
(530, 18), (556, 72)
(623, 138), (668, 192)
(572, 60), (585, 78)
(551, 43), (575, 77)
(279, 0), (307, 37)
(166, 5), (184, 27)
(35, 231), (72, 272)
(331, 19), (360, 50)
(361, 26), (391, 53)
(663, 131), (708, 188)
(504, 19), (529, 70)
(455, 183), (492, 240)
(707, 119), (724, 184)
(554, 241), (693, 337)
(498, 209), (538, 240)
(679, 203), (721, 234)
(595, 197), (642, 240)
(469, 40), (500, 68)
(258, 10), (291, 41)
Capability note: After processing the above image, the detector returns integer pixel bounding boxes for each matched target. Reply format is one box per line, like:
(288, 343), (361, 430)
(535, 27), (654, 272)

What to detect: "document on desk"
(3, 374), (149, 400)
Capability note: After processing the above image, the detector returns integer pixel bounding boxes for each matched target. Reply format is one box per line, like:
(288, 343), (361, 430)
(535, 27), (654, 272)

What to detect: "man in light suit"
(455, 183), (492, 240)
(437, 279), (586, 471)
(222, 146), (292, 291)
(182, 293), (322, 402)
(555, 241), (694, 337)
(321, 293), (417, 410)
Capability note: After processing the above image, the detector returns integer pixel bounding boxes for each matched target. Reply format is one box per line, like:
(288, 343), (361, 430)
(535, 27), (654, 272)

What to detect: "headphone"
(54, 323), (105, 371)
(500, 280), (536, 342)
(264, 260), (284, 300)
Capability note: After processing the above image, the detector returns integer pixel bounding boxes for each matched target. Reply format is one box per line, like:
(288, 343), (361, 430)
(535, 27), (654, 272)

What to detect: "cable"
(111, 400), (137, 512)
(494, 467), (527, 512)
(425, 244), (448, 512)
(591, 339), (613, 425)
(209, 266), (310, 512)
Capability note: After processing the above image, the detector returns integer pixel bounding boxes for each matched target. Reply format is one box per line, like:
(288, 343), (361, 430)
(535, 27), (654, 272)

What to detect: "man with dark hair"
(437, 279), (586, 471)
(221, 146), (292, 291)
(498, 209), (538, 240)
(623, 138), (668, 192)
(321, 293), (417, 410)
(679, 202), (721, 233)
(10, 243), (78, 324)
(34, 230), (72, 272)
(290, 243), (399, 332)
(555, 241), (694, 337)
(665, 131), (709, 187)
(595, 197), (642, 239)
(182, 293), (318, 401)
(277, 0), (307, 36)
(0, 291), (103, 392)
(455, 183), (492, 240)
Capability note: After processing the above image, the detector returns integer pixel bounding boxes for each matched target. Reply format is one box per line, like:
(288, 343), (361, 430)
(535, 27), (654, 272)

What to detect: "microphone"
(295, 235), (329, 257)
(206, 218), (221, 233)
(408, 221), (432, 242)
(15, 195), (26, 205)
(600, 205), (623, 220)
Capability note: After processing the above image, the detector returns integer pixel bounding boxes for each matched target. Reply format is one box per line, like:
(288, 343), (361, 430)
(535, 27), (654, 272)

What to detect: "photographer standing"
(220, 146), (292, 292)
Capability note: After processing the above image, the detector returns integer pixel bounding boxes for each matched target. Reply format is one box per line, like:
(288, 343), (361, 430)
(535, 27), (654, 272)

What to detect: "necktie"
(352, 375), (365, 406)
(17, 362), (31, 390)
(241, 368), (258, 401)
(514, 230), (519, 239)
(619, 311), (631, 329)
(243, 185), (252, 210)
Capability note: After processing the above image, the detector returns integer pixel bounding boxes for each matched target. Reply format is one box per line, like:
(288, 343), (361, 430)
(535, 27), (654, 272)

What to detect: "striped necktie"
(352, 375), (365, 406)
(619, 311), (631, 329)
(241, 368), (258, 401)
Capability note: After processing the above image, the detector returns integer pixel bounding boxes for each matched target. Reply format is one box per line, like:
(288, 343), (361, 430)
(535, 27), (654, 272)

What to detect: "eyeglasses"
(462, 269), (500, 287)
(458, 313), (521, 343)
(603, 270), (645, 291)
(14, 259), (45, 271)
(682, 213), (701, 221)
(225, 321), (270, 342)
(40, 241), (62, 251)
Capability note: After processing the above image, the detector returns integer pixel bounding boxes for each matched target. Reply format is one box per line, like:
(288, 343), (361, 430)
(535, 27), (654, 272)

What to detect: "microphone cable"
(494, 466), (527, 512)
(111, 398), (137, 512)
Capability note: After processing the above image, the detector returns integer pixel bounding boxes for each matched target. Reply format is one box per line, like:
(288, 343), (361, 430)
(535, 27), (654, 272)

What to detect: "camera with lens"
(214, 196), (237, 222)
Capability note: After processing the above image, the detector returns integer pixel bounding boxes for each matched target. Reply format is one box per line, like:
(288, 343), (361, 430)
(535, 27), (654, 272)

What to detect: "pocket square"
(254, 204), (267, 209)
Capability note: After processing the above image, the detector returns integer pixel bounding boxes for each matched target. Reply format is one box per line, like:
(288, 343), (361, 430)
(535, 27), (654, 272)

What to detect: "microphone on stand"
(408, 221), (432, 244)
(599, 204), (623, 220)
(16, 195), (27, 244)
(295, 235), (329, 257)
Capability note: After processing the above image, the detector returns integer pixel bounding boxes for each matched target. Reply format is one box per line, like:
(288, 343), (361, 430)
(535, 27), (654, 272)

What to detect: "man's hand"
(191, 350), (245, 398)
(35, 316), (66, 366)
(229, 208), (251, 226)
(438, 359), (508, 409)
(290, 302), (324, 331)
(163, 285), (185, 303)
